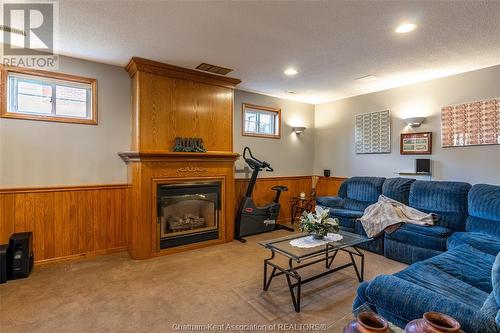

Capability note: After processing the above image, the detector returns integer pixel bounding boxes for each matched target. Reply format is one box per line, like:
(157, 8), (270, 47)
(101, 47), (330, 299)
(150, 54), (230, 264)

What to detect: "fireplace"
(157, 182), (221, 249)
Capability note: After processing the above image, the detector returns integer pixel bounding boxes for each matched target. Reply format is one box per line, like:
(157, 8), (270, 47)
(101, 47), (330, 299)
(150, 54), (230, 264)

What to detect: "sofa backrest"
(338, 177), (385, 211)
(466, 184), (500, 237)
(409, 180), (471, 231)
(382, 177), (416, 205)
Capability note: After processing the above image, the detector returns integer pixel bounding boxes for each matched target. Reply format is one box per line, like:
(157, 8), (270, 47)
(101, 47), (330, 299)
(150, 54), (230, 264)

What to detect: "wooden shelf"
(397, 172), (431, 176)
(118, 151), (240, 163)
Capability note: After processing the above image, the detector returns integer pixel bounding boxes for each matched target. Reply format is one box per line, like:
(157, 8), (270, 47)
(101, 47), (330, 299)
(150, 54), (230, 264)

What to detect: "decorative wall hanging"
(355, 110), (391, 154)
(173, 137), (206, 152)
(400, 132), (432, 155)
(441, 98), (500, 147)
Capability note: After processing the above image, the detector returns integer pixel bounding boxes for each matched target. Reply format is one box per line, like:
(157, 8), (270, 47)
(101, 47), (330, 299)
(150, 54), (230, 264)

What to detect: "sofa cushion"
(382, 177), (415, 205)
(468, 184), (500, 222)
(328, 208), (364, 219)
(409, 180), (471, 231)
(316, 196), (343, 209)
(385, 224), (452, 251)
(422, 244), (495, 293)
(447, 232), (500, 256)
(466, 216), (500, 237)
(341, 177), (385, 202)
(394, 245), (494, 304)
(338, 217), (357, 232)
(338, 177), (385, 211)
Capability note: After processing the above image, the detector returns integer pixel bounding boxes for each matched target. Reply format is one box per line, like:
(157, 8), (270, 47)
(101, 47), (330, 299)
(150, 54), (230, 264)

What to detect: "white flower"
(324, 218), (338, 226)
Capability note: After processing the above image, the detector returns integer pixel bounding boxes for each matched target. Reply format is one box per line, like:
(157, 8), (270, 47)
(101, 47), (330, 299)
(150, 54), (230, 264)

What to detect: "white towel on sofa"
(358, 195), (436, 238)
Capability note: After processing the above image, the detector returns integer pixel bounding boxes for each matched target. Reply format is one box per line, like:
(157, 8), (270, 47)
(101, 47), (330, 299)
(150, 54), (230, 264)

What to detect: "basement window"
(1, 68), (97, 125)
(242, 103), (281, 139)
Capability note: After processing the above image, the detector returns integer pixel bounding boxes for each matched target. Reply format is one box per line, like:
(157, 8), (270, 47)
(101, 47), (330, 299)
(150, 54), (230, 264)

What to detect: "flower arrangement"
(300, 206), (340, 239)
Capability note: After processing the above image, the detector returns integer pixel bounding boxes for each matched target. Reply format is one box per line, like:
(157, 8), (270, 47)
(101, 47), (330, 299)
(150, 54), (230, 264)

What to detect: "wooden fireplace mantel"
(118, 151), (239, 163)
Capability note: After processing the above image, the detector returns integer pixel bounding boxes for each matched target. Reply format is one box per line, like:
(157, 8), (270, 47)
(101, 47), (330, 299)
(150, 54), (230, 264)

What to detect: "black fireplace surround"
(157, 182), (221, 249)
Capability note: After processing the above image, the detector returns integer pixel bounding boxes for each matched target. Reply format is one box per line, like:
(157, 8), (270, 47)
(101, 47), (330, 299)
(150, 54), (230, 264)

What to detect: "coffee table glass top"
(258, 230), (370, 261)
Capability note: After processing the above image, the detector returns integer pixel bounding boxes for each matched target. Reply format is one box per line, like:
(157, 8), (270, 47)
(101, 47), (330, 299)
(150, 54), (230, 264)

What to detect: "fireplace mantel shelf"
(118, 151), (240, 163)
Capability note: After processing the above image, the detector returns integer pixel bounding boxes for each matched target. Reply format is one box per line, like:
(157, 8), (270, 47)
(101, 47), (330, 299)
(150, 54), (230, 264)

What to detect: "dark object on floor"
(7, 232), (34, 280)
(324, 169), (331, 177)
(0, 244), (8, 284)
(234, 147), (293, 242)
(405, 312), (462, 333)
(173, 137), (206, 152)
(344, 311), (389, 333)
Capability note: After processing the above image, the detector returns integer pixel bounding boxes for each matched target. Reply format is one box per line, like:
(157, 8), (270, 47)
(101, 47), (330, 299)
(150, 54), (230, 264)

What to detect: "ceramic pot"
(344, 311), (389, 333)
(405, 312), (462, 333)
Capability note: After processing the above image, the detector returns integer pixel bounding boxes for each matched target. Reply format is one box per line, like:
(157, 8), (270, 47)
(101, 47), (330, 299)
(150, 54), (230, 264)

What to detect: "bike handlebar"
(243, 147), (273, 172)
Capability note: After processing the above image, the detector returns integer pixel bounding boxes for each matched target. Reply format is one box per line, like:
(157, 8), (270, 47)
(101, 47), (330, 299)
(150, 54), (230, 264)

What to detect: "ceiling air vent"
(196, 63), (233, 75)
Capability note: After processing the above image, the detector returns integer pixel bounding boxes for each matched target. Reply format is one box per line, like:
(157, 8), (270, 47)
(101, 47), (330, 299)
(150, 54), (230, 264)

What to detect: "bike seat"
(271, 186), (288, 192)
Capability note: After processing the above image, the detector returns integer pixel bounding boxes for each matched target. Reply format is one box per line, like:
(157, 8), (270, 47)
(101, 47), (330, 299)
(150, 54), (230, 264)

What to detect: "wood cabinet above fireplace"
(121, 58), (240, 259)
(126, 57), (241, 152)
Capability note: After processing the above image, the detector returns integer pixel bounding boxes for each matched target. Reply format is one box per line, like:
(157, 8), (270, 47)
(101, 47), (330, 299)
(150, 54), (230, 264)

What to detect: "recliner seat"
(448, 184), (500, 255)
(384, 180), (471, 264)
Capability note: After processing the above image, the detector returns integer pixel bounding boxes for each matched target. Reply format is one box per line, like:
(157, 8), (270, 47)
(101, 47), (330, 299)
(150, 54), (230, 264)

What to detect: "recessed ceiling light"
(285, 90), (297, 94)
(395, 23), (417, 34)
(355, 75), (379, 83)
(284, 68), (298, 76)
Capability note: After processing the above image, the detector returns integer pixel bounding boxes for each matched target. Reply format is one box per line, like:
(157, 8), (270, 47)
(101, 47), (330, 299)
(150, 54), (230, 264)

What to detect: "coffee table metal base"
(263, 246), (364, 312)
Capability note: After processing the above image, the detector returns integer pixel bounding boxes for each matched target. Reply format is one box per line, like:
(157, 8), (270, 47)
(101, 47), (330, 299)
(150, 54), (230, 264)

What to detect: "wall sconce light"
(292, 126), (306, 134)
(403, 117), (426, 128)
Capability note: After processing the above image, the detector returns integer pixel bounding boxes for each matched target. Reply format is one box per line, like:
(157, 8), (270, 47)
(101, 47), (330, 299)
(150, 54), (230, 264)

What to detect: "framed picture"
(400, 132), (432, 155)
(355, 110), (391, 154)
(441, 98), (500, 147)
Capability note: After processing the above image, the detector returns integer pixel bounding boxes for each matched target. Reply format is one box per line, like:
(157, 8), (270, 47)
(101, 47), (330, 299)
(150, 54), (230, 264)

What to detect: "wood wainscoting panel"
(235, 176), (347, 224)
(0, 184), (129, 264)
(316, 176), (347, 197)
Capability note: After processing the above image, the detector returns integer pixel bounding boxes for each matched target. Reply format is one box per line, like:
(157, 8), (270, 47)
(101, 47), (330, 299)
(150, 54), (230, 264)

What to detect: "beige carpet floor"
(0, 231), (406, 332)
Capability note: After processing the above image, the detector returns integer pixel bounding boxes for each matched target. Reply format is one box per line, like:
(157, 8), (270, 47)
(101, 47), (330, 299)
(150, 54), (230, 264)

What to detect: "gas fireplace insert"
(157, 182), (221, 249)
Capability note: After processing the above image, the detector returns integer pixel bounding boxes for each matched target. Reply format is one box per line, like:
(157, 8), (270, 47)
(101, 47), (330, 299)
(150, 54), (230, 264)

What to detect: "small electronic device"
(416, 159), (431, 174)
(324, 169), (331, 177)
(7, 232), (34, 280)
(0, 244), (8, 284)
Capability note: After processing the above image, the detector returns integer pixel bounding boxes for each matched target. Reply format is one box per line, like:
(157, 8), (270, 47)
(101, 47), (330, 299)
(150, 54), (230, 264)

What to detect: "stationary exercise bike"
(235, 147), (294, 242)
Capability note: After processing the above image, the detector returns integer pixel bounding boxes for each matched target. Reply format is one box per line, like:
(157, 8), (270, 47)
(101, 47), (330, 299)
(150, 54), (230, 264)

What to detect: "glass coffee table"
(259, 231), (371, 312)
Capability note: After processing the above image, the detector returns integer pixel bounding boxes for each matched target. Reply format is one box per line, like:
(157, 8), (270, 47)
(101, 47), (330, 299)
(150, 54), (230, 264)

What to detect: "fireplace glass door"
(157, 182), (221, 249)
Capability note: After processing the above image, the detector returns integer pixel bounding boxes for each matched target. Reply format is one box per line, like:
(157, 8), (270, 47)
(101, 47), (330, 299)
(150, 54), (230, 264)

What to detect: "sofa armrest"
(364, 275), (499, 333)
(315, 196), (344, 209)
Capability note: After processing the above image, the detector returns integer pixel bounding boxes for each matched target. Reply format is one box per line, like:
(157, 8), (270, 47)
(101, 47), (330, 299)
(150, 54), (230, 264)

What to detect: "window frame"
(0, 66), (98, 125)
(242, 103), (281, 139)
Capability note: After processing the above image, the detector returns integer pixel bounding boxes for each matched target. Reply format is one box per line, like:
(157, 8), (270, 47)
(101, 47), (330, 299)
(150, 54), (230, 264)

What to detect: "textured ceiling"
(56, 1), (500, 104)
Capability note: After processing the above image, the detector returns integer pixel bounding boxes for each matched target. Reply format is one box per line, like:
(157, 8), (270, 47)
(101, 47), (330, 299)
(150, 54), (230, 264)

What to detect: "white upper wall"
(234, 90), (315, 178)
(314, 65), (500, 185)
(0, 56), (131, 187)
